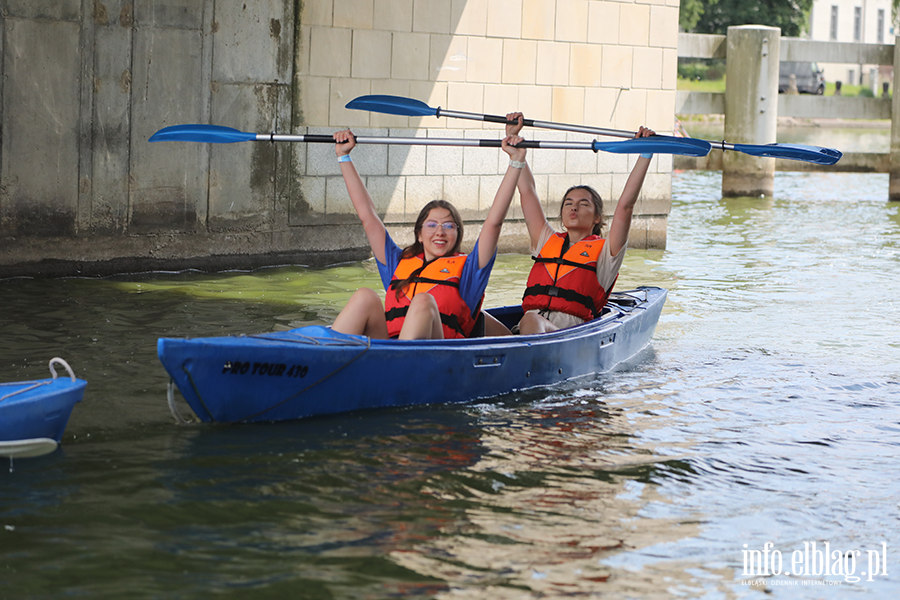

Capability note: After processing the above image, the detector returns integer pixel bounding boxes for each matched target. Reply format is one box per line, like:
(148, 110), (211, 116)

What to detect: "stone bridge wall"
(0, 0), (679, 277)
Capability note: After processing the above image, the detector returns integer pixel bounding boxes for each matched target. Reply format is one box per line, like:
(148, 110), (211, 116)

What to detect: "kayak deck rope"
(609, 289), (652, 312)
(0, 381), (49, 402)
(0, 357), (77, 402)
(181, 364), (217, 423)
(167, 379), (190, 425)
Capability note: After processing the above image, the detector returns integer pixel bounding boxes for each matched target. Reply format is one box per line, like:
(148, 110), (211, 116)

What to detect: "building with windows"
(807, 0), (894, 90)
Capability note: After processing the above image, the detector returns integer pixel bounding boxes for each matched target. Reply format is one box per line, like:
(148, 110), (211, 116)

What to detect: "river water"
(2, 165), (899, 598)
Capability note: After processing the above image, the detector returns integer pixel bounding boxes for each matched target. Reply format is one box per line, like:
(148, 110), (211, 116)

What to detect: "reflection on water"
(2, 167), (900, 598)
(393, 389), (706, 598)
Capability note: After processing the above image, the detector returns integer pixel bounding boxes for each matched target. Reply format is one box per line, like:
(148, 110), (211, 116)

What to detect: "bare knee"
(518, 311), (556, 335)
(407, 293), (439, 315)
(351, 287), (382, 310)
(332, 288), (388, 337)
(482, 312), (512, 337)
(399, 294), (442, 339)
(340, 288), (384, 319)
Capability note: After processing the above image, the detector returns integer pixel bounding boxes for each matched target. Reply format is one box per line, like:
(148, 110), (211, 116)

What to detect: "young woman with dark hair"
(505, 113), (656, 335)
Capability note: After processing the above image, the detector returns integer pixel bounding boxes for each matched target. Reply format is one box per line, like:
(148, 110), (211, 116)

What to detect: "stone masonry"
(0, 0), (680, 277)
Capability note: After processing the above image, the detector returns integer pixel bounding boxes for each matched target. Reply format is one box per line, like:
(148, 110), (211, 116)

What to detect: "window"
(854, 7), (861, 42)
(878, 9), (885, 43)
(830, 6), (838, 41)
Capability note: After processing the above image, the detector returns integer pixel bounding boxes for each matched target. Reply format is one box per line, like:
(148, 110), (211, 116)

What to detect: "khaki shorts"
(513, 309), (586, 333)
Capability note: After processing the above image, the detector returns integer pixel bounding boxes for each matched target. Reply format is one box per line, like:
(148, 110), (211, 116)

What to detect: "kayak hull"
(158, 287), (666, 423)
(0, 377), (87, 443)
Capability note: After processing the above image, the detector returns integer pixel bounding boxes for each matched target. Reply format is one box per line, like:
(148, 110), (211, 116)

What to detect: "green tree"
(682, 0), (814, 37)
(679, 0), (706, 32)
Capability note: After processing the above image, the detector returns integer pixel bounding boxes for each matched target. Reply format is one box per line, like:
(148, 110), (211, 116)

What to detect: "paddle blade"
(732, 143), (842, 165)
(593, 136), (711, 157)
(346, 95), (437, 118)
(149, 124), (257, 143)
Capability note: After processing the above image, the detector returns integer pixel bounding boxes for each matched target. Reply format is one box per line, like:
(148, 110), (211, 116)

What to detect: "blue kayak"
(158, 287), (666, 424)
(0, 358), (87, 457)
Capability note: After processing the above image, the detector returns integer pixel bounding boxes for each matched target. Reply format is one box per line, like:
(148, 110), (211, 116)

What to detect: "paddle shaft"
(247, 133), (604, 151)
(438, 108), (633, 137)
(441, 109), (849, 160)
(274, 133), (833, 163)
(150, 124), (712, 156)
(435, 108), (754, 151)
(445, 110), (852, 157)
(343, 95), (841, 164)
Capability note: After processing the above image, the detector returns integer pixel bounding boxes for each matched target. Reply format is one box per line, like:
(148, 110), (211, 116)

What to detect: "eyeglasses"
(423, 220), (458, 232)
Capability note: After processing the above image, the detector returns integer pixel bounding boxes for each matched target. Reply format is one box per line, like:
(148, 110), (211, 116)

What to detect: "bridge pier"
(890, 36), (900, 201)
(722, 25), (781, 197)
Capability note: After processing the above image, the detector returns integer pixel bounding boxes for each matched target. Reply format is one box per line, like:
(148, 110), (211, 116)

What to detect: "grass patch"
(677, 77), (726, 93)
(825, 82), (888, 98)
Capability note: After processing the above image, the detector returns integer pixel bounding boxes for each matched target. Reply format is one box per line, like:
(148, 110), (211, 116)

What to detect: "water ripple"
(3, 170), (900, 597)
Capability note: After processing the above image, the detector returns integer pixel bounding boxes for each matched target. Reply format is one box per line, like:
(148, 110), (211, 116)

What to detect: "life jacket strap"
(532, 256), (596, 272)
(389, 277), (461, 291)
(385, 305), (466, 337)
(523, 284), (597, 317)
(385, 306), (407, 322)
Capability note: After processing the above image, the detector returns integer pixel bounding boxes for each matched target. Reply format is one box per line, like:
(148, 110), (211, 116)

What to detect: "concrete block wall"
(0, 0), (680, 276)
(0, 1), (308, 275)
(295, 0), (680, 251)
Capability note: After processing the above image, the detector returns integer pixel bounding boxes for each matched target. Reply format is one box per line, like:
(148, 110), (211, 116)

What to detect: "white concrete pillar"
(722, 25), (780, 197)
(890, 36), (900, 201)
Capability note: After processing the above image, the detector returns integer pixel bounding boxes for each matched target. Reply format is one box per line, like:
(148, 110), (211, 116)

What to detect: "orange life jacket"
(385, 253), (480, 339)
(522, 232), (612, 321)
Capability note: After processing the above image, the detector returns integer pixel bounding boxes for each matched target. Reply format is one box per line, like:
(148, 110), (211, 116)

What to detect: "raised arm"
(606, 126), (654, 257)
(334, 129), (388, 264)
(506, 112), (549, 246)
(477, 135), (526, 269)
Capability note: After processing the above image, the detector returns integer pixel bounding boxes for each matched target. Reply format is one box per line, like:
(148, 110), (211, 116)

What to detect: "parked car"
(779, 61), (825, 94)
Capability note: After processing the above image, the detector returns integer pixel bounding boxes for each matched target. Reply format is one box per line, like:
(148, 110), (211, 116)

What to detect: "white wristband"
(338, 155), (352, 163)
(509, 159), (526, 169)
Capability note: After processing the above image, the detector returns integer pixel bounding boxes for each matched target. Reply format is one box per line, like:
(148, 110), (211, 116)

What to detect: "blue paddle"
(149, 124), (711, 156)
(346, 94), (842, 166)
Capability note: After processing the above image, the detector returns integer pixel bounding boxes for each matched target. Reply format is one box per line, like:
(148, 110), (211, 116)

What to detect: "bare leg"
(482, 311), (512, 336)
(332, 288), (389, 338)
(517, 311), (558, 335)
(398, 294), (443, 340)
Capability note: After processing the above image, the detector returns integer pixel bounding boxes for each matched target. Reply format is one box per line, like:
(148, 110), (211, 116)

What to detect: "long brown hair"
(559, 185), (604, 236)
(394, 200), (464, 299)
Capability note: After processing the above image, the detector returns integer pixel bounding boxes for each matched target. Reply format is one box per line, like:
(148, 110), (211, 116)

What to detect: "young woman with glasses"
(329, 128), (526, 340)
